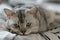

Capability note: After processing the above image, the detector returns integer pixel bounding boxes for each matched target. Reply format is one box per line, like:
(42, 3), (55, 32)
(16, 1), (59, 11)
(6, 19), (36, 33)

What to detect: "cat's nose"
(21, 30), (26, 35)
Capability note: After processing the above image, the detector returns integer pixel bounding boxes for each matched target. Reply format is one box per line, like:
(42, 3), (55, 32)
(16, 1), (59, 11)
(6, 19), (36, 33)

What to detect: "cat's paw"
(25, 33), (30, 35)
(25, 31), (31, 35)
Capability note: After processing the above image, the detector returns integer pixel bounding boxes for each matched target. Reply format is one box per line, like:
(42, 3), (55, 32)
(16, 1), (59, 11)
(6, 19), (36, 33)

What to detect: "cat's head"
(15, 6), (39, 35)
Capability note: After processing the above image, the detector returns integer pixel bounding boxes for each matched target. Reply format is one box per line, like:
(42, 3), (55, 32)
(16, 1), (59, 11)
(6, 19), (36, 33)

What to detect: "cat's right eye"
(26, 23), (31, 28)
(14, 24), (19, 28)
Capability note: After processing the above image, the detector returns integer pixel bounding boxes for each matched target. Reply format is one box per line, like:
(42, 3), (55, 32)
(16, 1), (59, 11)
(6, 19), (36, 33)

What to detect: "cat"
(8, 4), (60, 35)
(8, 4), (58, 35)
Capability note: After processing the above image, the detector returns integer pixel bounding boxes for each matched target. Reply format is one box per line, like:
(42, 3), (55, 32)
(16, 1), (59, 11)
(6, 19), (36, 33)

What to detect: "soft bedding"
(40, 27), (60, 40)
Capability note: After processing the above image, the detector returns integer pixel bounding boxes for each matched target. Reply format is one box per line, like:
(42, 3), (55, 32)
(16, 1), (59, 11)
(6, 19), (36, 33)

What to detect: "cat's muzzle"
(20, 29), (26, 35)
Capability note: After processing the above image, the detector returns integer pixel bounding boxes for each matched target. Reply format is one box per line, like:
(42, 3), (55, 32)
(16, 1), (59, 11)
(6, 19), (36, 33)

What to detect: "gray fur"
(9, 5), (60, 35)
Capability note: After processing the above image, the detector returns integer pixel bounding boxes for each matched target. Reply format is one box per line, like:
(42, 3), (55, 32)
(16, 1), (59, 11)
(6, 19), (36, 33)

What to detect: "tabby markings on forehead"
(18, 10), (25, 23)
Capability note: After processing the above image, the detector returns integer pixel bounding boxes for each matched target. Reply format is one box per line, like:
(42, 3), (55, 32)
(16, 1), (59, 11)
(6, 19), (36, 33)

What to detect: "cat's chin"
(19, 32), (39, 36)
(21, 34), (29, 36)
(19, 32), (31, 36)
(19, 34), (30, 36)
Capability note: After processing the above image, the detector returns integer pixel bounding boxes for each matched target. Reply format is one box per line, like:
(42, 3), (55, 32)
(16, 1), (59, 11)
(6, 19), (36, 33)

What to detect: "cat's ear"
(29, 7), (38, 15)
(4, 8), (14, 17)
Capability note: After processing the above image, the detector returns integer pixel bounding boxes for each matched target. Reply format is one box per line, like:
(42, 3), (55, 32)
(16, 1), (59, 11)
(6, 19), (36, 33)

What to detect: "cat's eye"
(26, 23), (31, 27)
(14, 24), (19, 28)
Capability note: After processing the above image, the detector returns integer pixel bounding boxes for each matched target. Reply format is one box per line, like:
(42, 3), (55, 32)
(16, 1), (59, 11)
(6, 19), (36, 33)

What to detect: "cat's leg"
(25, 29), (32, 35)
(25, 26), (39, 35)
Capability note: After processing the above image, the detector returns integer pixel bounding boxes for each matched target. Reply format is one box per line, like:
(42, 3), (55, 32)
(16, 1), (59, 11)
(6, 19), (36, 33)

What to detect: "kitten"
(10, 5), (48, 35)
(11, 5), (60, 35)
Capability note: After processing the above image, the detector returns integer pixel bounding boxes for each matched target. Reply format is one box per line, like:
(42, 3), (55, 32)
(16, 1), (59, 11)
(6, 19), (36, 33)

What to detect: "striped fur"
(9, 4), (60, 35)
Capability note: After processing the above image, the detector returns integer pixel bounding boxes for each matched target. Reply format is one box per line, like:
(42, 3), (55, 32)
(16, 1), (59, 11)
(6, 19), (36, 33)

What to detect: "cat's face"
(16, 7), (39, 35)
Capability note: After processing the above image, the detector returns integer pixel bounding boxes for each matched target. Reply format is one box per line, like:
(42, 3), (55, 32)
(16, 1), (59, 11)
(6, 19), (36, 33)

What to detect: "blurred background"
(8, 0), (60, 13)
(1, 0), (60, 13)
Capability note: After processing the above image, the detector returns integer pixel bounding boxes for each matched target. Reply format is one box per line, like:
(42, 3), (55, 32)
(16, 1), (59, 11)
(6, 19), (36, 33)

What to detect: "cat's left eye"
(26, 23), (31, 27)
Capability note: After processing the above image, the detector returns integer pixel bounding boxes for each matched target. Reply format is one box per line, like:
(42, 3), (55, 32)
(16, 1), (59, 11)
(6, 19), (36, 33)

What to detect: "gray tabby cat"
(9, 4), (60, 35)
